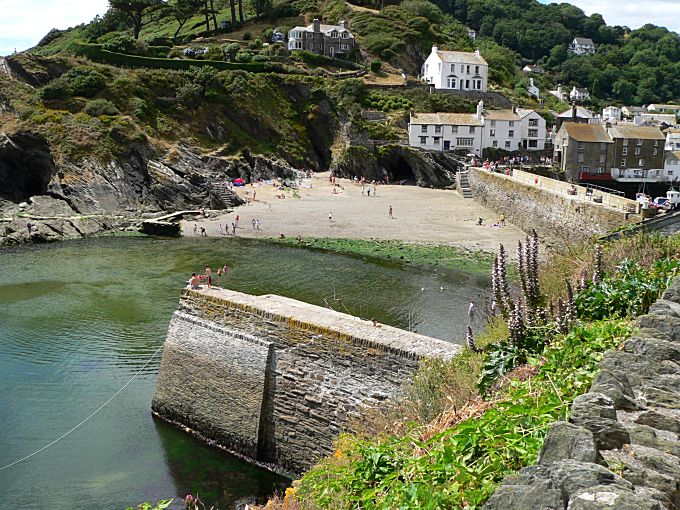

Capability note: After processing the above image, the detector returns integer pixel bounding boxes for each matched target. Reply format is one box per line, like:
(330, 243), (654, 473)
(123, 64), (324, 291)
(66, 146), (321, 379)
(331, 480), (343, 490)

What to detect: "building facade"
(569, 37), (596, 55)
(609, 125), (666, 175)
(408, 101), (547, 155)
(554, 123), (613, 182)
(421, 46), (488, 91)
(665, 128), (680, 152)
(603, 106), (622, 122)
(288, 19), (354, 57)
(570, 86), (590, 102)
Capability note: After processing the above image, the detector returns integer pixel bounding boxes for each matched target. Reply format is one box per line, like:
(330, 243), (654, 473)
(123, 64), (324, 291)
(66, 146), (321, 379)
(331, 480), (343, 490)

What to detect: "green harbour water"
(0, 236), (489, 509)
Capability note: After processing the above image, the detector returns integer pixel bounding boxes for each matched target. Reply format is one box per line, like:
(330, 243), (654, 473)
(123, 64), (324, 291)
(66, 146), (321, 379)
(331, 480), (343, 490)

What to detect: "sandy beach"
(181, 172), (526, 253)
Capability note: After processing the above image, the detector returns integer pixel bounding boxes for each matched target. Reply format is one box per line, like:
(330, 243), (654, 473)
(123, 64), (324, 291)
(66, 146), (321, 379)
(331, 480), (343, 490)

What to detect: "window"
(509, 121), (515, 127)
(457, 138), (474, 147)
(490, 120), (496, 127)
(635, 147), (641, 156)
(466, 65), (470, 74)
(475, 65), (479, 75)
(639, 159), (645, 166)
(600, 143), (607, 152)
(433, 137), (440, 145)
(451, 64), (455, 72)
(489, 129), (496, 137)
(331, 31), (338, 38)
(578, 153), (584, 163)
(637, 139), (643, 146)
(623, 139), (628, 146)
(340, 44), (349, 50)
(419, 136), (427, 144)
(435, 125), (441, 134)
(469, 126), (476, 134)
(505, 141), (511, 148)
(654, 140), (659, 146)
(294, 41), (303, 49)
(509, 130), (515, 138)
(529, 140), (538, 148)
(653, 148), (658, 156)
(447, 78), (455, 88)
(669, 170), (674, 175)
(421, 125), (428, 133)
(581, 166), (590, 173)
(342, 32), (349, 38)
(528, 129), (538, 137)
(451, 126), (458, 134)
(600, 153), (606, 163)
(493, 141), (498, 148)
(465, 80), (470, 88)
(461, 65), (465, 73)
(622, 147), (628, 155)
(578, 142), (585, 151)
(529, 119), (538, 127)
(621, 159), (627, 167)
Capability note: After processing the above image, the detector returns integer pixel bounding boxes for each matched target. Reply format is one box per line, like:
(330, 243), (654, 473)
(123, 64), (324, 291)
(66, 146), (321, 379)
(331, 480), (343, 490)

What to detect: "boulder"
(567, 484), (664, 510)
(539, 422), (603, 465)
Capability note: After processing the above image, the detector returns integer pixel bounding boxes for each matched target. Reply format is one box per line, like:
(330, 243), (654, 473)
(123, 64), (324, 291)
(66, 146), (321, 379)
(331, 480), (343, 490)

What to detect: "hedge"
(72, 43), (292, 74)
(293, 50), (362, 70)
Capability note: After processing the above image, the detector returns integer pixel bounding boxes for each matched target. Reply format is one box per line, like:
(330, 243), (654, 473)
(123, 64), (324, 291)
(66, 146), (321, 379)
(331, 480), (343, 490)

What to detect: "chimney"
(572, 104), (577, 120)
(432, 45), (438, 54)
(529, 78), (534, 87)
(476, 100), (484, 119)
(340, 19), (349, 30)
(313, 18), (321, 32)
(475, 48), (481, 56)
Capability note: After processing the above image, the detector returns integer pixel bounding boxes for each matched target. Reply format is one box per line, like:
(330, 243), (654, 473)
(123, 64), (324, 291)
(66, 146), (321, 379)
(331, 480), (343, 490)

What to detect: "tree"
(171, 0), (202, 42)
(109, 0), (166, 39)
(250, 0), (271, 19)
(238, 0), (244, 24)
(229, 0), (236, 24)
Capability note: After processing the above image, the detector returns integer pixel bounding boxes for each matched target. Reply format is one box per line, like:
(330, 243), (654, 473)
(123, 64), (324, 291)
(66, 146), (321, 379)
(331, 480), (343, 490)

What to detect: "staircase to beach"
(457, 170), (472, 198)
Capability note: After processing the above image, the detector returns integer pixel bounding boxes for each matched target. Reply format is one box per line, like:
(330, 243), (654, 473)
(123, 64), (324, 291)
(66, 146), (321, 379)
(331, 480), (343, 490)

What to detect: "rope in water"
(0, 344), (164, 472)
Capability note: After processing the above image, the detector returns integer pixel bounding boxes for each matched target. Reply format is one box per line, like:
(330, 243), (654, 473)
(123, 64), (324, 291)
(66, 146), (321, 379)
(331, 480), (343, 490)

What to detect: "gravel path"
(181, 172), (526, 253)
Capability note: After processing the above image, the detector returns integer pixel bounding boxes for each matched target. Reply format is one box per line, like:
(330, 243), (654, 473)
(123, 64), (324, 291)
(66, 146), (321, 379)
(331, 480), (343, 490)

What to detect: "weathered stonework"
(484, 277), (680, 510)
(152, 288), (461, 475)
(468, 169), (634, 247)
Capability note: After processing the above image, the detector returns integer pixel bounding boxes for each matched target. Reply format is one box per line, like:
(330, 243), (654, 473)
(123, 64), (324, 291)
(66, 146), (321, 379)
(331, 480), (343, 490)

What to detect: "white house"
(634, 113), (677, 127)
(603, 106), (622, 122)
(421, 46), (488, 92)
(664, 152), (680, 180)
(622, 106), (646, 118)
(467, 28), (476, 40)
(570, 86), (590, 102)
(408, 101), (547, 154)
(550, 84), (567, 102)
(665, 128), (680, 151)
(517, 108), (547, 150)
(569, 37), (596, 55)
(523, 64), (544, 74)
(527, 78), (540, 99)
(648, 104), (680, 113)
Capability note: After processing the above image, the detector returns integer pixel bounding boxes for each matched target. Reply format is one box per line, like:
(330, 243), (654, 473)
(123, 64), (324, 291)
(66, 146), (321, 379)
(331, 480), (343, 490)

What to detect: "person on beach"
(235, 215), (240, 228)
(204, 265), (212, 289)
(231, 222), (236, 235)
(256, 219), (261, 230)
(219, 224), (225, 236)
(193, 224), (198, 235)
(222, 263), (229, 275)
(252, 218), (257, 230)
(200, 226), (207, 236)
(361, 185), (365, 196)
(329, 211), (333, 222)
(499, 213), (506, 227)
(389, 205), (393, 219)
(253, 191), (256, 202)
(367, 187), (371, 197)
(373, 185), (377, 196)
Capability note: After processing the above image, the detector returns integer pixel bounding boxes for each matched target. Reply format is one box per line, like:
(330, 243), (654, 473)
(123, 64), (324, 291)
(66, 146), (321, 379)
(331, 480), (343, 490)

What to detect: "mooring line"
(0, 344), (164, 472)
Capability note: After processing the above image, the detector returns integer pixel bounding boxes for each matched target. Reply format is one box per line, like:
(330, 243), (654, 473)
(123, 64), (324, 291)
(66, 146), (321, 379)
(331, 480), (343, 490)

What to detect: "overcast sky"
(1, 0), (680, 56)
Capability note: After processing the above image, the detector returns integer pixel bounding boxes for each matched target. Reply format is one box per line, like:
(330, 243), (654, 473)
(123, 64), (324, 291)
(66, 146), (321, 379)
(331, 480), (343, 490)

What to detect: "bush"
(40, 65), (107, 100)
(242, 31), (252, 41)
(293, 49), (360, 70)
(176, 82), (204, 107)
(82, 98), (119, 116)
(204, 46), (224, 61)
(249, 38), (263, 50)
(369, 60), (382, 73)
(223, 42), (241, 61)
(130, 97), (149, 118)
(235, 51), (253, 63)
(99, 32), (137, 54)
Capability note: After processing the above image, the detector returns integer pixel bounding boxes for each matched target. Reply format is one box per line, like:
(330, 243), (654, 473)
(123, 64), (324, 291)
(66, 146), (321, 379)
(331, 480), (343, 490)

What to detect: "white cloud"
(545, 0), (680, 33)
(0, 0), (109, 56)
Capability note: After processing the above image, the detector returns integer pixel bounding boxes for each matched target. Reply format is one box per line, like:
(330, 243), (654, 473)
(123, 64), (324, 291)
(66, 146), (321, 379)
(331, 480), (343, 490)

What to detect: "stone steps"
(457, 171), (472, 198)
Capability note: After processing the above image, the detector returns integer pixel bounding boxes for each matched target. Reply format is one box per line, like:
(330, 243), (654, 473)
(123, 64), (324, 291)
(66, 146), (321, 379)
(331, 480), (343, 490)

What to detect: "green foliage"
(293, 50), (361, 70)
(39, 65), (108, 100)
(242, 31), (252, 41)
(297, 320), (633, 509)
(223, 42), (241, 61)
(363, 93), (413, 112)
(204, 45), (225, 60)
(82, 98), (119, 116)
(125, 499), (172, 510)
(369, 60), (382, 73)
(576, 258), (680, 321)
(235, 51), (253, 63)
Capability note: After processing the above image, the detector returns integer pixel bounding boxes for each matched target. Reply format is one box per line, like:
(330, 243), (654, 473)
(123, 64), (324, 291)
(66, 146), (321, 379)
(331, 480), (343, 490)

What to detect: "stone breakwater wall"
(468, 169), (634, 247)
(152, 288), (461, 475)
(484, 277), (680, 510)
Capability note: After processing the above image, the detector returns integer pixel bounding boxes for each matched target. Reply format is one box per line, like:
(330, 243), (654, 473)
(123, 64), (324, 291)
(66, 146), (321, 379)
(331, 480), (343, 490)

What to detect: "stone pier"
(152, 288), (461, 474)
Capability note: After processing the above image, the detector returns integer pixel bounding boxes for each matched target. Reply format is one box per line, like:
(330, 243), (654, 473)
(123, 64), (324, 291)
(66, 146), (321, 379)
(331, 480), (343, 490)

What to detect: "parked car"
(652, 196), (670, 209)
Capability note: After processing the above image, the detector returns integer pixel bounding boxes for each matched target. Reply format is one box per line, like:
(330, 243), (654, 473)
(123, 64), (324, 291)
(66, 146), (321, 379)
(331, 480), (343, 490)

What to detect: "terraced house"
(609, 125), (666, 181)
(421, 46), (488, 92)
(287, 19), (354, 57)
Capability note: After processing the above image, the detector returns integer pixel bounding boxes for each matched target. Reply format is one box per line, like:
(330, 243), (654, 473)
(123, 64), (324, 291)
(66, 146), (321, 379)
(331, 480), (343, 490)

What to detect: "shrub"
(242, 31), (252, 41)
(249, 38), (263, 50)
(176, 82), (204, 106)
(204, 46), (224, 61)
(40, 66), (107, 100)
(99, 32), (137, 54)
(235, 51), (253, 63)
(130, 97), (150, 118)
(223, 42), (241, 61)
(369, 60), (382, 73)
(82, 98), (119, 116)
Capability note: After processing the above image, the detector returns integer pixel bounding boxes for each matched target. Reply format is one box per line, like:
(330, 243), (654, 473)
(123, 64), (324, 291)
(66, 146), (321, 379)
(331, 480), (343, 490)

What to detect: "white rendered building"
(421, 46), (488, 92)
(603, 106), (622, 122)
(569, 37), (596, 55)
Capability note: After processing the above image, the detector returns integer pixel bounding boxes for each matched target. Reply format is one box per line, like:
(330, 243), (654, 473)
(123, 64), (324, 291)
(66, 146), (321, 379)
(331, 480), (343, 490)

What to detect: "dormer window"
(342, 32), (349, 38)
(331, 31), (338, 38)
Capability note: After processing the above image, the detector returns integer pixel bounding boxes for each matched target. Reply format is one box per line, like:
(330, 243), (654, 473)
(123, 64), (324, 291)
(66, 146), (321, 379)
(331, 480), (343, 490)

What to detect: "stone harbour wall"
(484, 277), (680, 510)
(468, 169), (636, 247)
(152, 288), (461, 475)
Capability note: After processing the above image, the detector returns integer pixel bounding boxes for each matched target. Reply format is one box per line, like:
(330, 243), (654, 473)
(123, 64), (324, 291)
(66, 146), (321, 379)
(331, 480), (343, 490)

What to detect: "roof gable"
(436, 50), (487, 65)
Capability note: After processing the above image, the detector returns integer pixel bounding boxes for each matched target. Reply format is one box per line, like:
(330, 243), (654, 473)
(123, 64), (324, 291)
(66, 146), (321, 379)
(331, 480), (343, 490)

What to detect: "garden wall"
(484, 276), (680, 510)
(152, 288), (461, 475)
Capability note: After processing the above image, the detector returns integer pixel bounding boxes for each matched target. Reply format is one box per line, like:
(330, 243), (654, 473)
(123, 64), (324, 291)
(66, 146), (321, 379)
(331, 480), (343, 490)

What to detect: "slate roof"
(410, 113), (483, 126)
(558, 106), (594, 118)
(573, 37), (595, 45)
(436, 50), (487, 65)
(609, 125), (666, 140)
(563, 123), (612, 143)
(484, 110), (520, 121)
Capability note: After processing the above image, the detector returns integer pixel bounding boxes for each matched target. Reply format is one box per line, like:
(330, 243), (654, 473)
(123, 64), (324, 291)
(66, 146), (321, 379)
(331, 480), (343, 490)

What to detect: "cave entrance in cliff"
(387, 156), (416, 184)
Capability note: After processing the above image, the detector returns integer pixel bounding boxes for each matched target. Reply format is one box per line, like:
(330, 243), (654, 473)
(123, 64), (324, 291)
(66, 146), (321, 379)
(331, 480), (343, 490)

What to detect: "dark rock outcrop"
(484, 277), (680, 510)
(333, 144), (460, 188)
